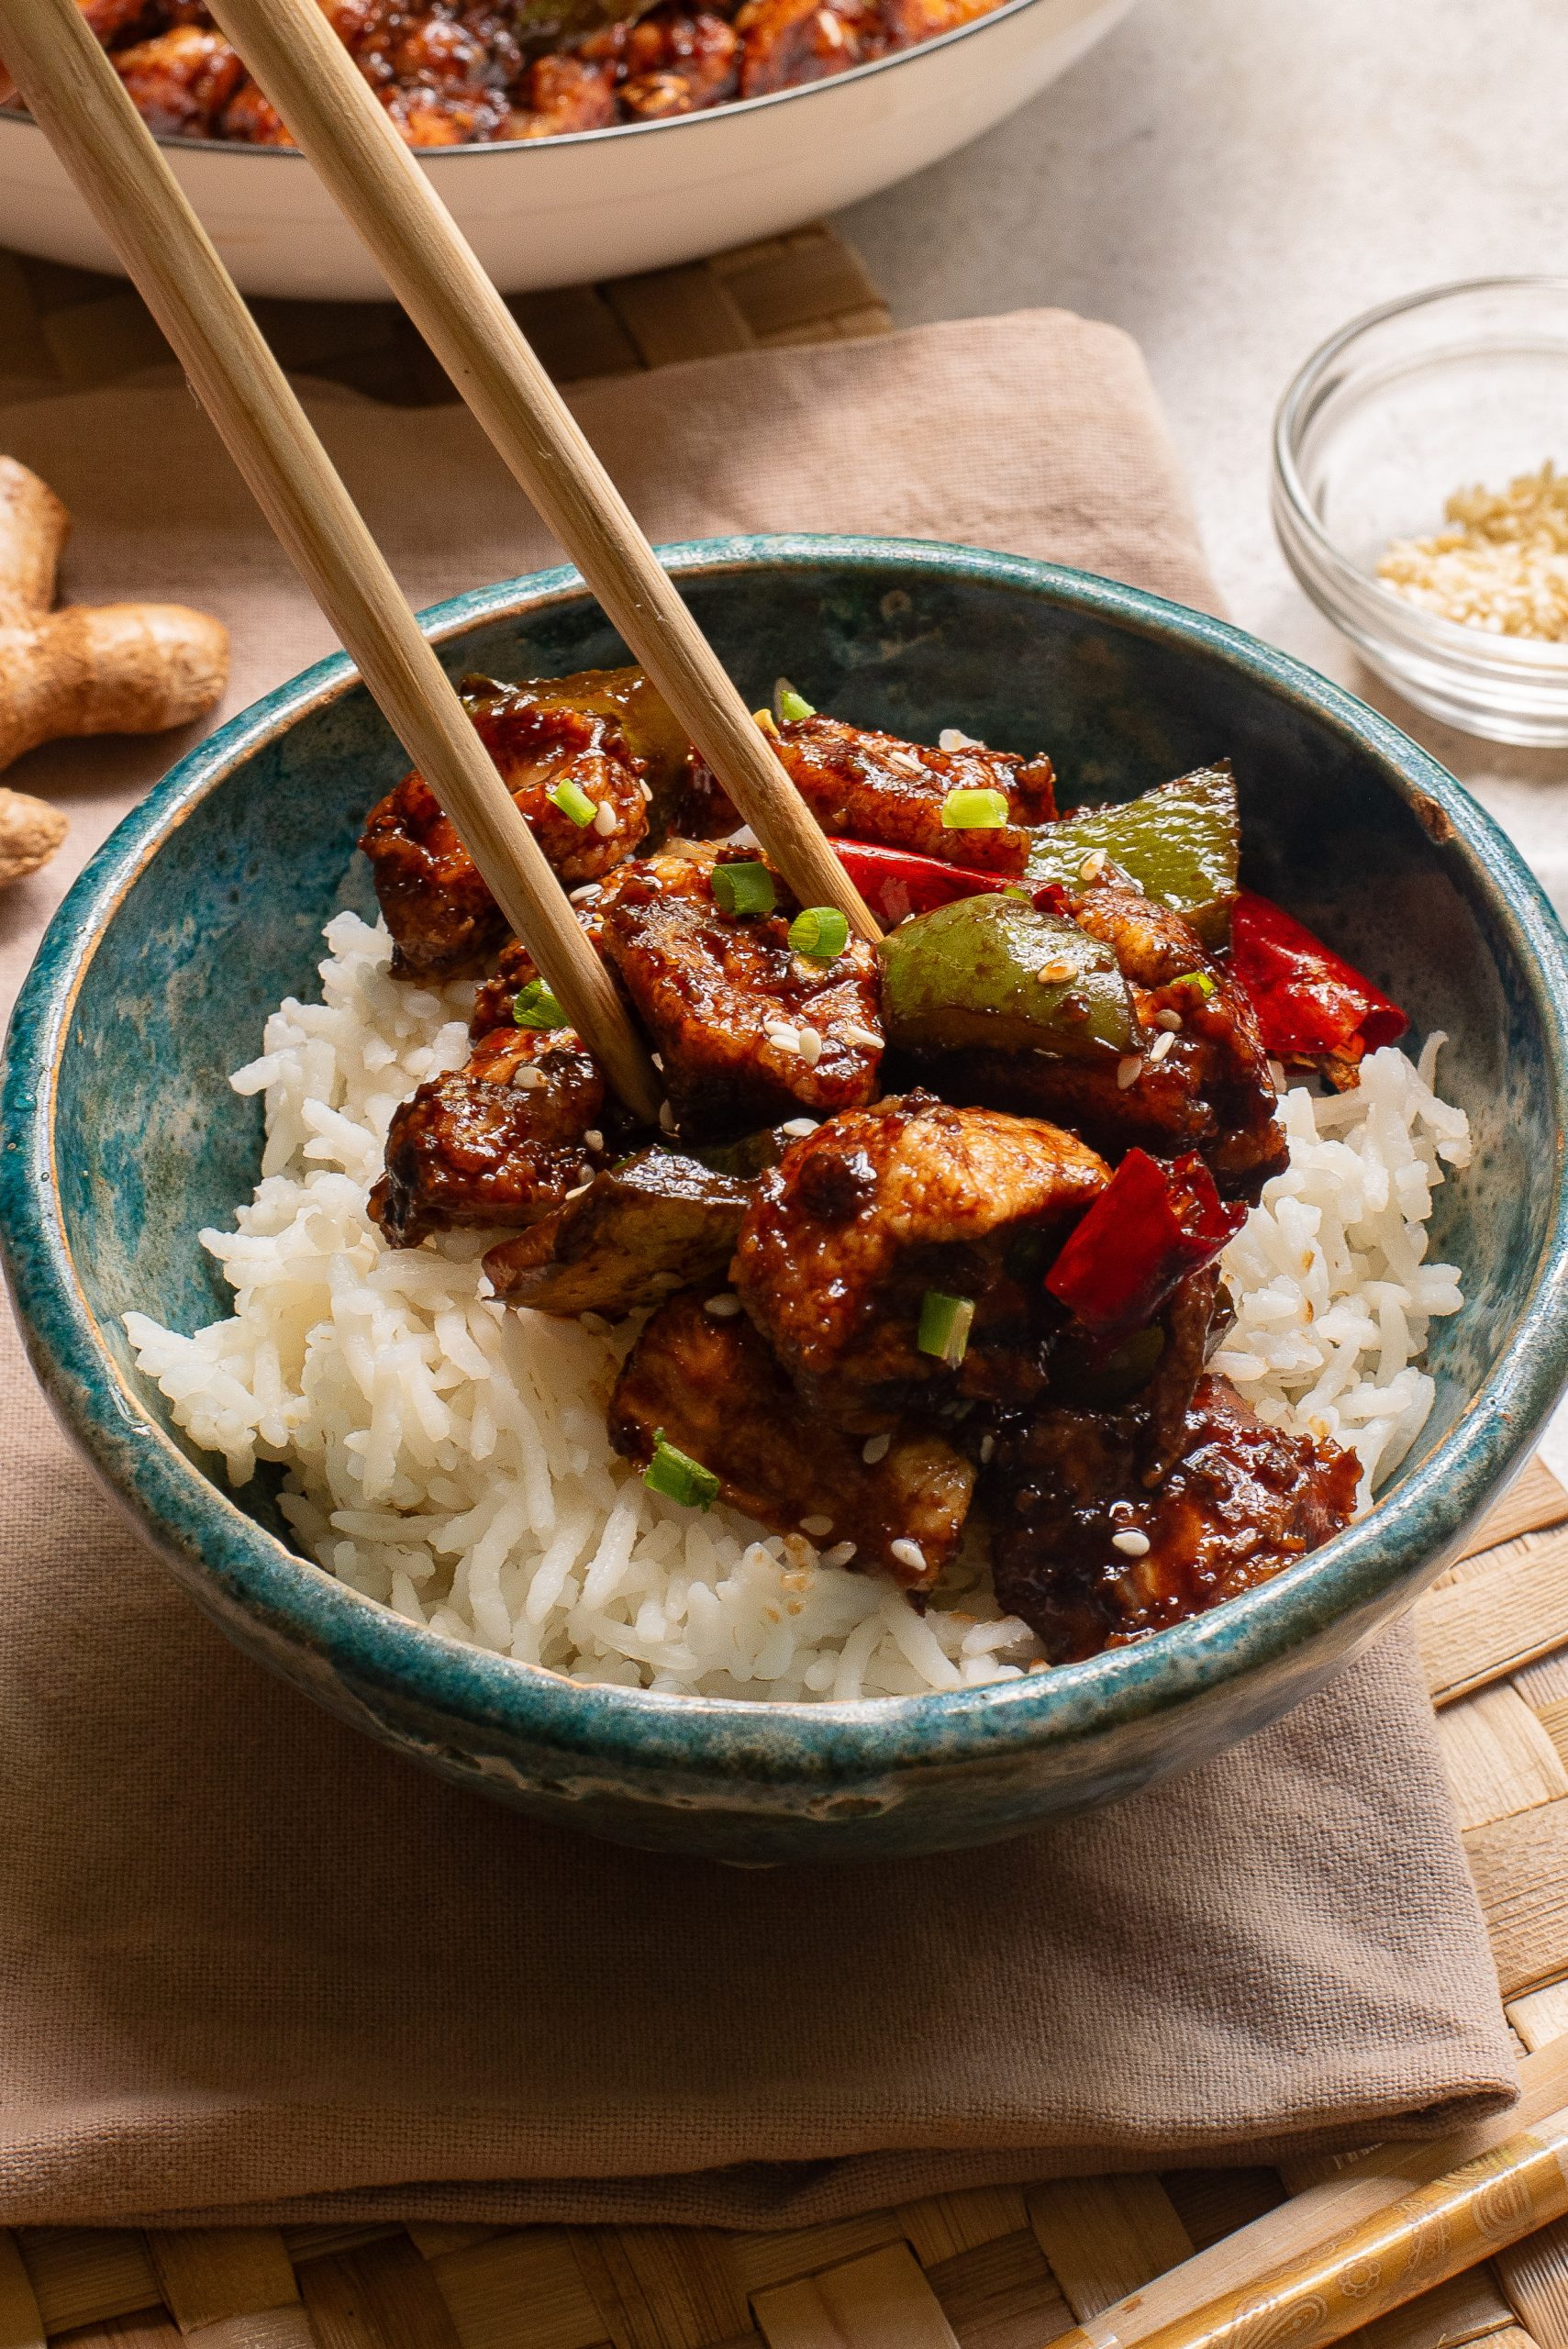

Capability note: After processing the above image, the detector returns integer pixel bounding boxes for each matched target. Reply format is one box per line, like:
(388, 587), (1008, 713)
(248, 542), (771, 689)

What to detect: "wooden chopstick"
(0, 0), (662, 1124)
(197, 0), (883, 950)
(1043, 2098), (1568, 2349)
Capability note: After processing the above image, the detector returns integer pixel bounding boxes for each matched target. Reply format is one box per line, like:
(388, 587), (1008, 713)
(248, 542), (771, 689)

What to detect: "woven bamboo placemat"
(6, 220), (1568, 2349)
(3, 1459), (1566, 2349)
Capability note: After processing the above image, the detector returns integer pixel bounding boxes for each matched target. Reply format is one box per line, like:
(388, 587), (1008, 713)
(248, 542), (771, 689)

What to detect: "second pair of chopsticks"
(0, 0), (878, 1125)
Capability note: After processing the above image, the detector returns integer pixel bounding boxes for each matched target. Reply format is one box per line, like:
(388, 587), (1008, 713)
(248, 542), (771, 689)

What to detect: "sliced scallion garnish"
(549, 776), (597, 828)
(712, 861), (777, 918)
(1171, 969), (1218, 997)
(788, 906), (849, 960)
(940, 786), (1010, 830)
(512, 980), (569, 1030)
(774, 679), (817, 724)
(644, 1429), (720, 1510)
(917, 1290), (974, 1366)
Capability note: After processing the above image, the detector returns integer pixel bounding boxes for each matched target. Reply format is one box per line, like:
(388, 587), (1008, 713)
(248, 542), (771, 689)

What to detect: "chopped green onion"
(788, 906), (849, 961)
(940, 786), (1010, 831)
(774, 679), (817, 724)
(549, 776), (597, 828)
(917, 1290), (974, 1367)
(752, 706), (781, 740)
(513, 980), (569, 1030)
(643, 1429), (720, 1510)
(1171, 969), (1218, 997)
(712, 861), (777, 918)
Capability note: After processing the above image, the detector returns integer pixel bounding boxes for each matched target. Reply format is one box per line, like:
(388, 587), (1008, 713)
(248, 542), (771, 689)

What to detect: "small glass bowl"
(1273, 277), (1568, 746)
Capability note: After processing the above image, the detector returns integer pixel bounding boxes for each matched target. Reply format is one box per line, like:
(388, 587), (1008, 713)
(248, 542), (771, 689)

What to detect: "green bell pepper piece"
(877, 896), (1136, 1063)
(1026, 763), (1240, 947)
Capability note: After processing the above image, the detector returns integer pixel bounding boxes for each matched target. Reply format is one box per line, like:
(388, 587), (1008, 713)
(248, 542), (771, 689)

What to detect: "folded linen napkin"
(0, 310), (1517, 2230)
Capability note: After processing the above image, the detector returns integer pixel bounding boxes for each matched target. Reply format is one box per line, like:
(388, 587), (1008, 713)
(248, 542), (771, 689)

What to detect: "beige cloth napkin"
(0, 311), (1517, 2231)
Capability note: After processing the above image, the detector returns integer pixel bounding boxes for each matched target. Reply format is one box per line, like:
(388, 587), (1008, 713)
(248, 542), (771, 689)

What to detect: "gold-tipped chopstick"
(1042, 2098), (1568, 2349)
(195, 0), (883, 950)
(0, 0), (662, 1123)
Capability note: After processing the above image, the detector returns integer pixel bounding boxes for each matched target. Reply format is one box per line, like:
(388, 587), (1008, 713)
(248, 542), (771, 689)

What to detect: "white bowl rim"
(0, 0), (1066, 159)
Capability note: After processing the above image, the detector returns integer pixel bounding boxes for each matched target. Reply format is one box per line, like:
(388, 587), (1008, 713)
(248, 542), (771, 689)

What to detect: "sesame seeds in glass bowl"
(1273, 277), (1568, 746)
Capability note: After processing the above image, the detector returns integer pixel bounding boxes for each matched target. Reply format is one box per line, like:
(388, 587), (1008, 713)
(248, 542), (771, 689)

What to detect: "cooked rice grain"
(127, 914), (1469, 1699)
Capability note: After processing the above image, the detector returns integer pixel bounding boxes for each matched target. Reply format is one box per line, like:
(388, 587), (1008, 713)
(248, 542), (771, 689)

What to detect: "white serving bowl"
(0, 0), (1132, 301)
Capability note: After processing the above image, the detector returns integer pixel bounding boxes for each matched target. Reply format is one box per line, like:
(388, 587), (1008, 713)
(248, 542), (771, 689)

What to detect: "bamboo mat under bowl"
(6, 222), (1568, 2349)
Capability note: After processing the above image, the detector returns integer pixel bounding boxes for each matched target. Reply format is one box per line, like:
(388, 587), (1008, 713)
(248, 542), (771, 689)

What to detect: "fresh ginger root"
(0, 456), (229, 776)
(0, 785), (67, 885)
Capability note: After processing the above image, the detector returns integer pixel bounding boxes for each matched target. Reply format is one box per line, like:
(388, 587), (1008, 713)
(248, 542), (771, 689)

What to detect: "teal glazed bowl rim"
(6, 532), (1568, 1792)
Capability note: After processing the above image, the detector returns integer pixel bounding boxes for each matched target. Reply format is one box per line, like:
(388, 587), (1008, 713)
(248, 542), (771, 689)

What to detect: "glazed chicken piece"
(615, 5), (739, 115)
(506, 51), (618, 134)
(600, 857), (884, 1140)
(908, 881), (1287, 1204)
(772, 713), (1057, 875)
(113, 22), (244, 133)
(0, 0), (149, 106)
(372, 1024), (606, 1249)
(733, 1093), (1108, 1421)
(988, 1373), (1361, 1661)
(484, 1146), (751, 1317)
(734, 0), (878, 93)
(466, 848), (716, 1036)
(880, 0), (1000, 39)
(611, 1290), (975, 1586)
(361, 684), (653, 980)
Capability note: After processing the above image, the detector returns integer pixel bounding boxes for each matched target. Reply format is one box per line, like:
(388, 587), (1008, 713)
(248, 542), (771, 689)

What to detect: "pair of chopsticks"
(0, 0), (879, 1128)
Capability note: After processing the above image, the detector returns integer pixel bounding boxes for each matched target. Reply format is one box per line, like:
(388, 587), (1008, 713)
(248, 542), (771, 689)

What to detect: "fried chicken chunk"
(989, 1373), (1361, 1661)
(610, 1290), (974, 1586)
(361, 684), (652, 981)
(773, 713), (1057, 874)
(914, 881), (1287, 1203)
(113, 23), (244, 133)
(371, 1025), (605, 1249)
(600, 859), (884, 1140)
(484, 1147), (751, 1318)
(734, 1094), (1108, 1419)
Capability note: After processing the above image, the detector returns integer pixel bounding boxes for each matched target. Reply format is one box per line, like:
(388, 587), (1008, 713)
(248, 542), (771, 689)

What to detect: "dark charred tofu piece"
(600, 861), (884, 1141)
(988, 1373), (1361, 1661)
(371, 1027), (605, 1249)
(610, 1291), (974, 1586)
(484, 1148), (751, 1318)
(361, 681), (653, 981)
(773, 714), (1057, 874)
(733, 1094), (1108, 1419)
(912, 882), (1287, 1204)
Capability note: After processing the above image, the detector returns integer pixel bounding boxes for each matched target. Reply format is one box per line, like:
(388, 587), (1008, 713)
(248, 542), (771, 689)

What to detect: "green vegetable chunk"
(917, 1291), (974, 1366)
(712, 861), (777, 918)
(940, 786), (1010, 830)
(549, 777), (597, 829)
(774, 680), (817, 723)
(1026, 763), (1240, 946)
(644, 1431), (720, 1510)
(877, 895), (1136, 1062)
(513, 980), (568, 1030)
(789, 906), (850, 960)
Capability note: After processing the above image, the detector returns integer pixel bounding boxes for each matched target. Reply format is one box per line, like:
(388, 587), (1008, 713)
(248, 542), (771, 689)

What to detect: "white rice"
(126, 911), (1470, 1700)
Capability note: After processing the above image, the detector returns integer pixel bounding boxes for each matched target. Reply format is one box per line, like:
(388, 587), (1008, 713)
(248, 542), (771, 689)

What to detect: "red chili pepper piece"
(833, 839), (1068, 926)
(1045, 1149), (1246, 1337)
(1229, 890), (1409, 1063)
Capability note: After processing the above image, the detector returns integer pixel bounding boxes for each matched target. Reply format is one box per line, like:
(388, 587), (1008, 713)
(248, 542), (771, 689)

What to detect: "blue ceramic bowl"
(6, 536), (1568, 1865)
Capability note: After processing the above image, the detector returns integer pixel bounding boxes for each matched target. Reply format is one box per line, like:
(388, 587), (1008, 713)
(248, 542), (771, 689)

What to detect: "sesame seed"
(979, 1433), (995, 1464)
(862, 1432), (892, 1464)
(1117, 1053), (1144, 1090)
(650, 1052), (663, 1070)
(823, 1540), (858, 1566)
(639, 780), (653, 802)
(569, 882), (601, 904)
(1080, 850), (1108, 882)
(781, 1116), (818, 1137)
(647, 1270), (682, 1291)
(887, 748), (925, 775)
(1112, 1529), (1151, 1557)
(584, 1128), (605, 1151)
(939, 727), (981, 751)
(579, 1310), (612, 1335)
(564, 1182), (591, 1199)
(658, 1100), (677, 1132)
(704, 1293), (742, 1318)
(765, 1024), (801, 1055)
(801, 1512), (834, 1536)
(796, 1025), (823, 1066)
(1154, 1008), (1183, 1031)
(1147, 1030), (1175, 1064)
(837, 1021), (883, 1050)
(1035, 958), (1075, 985)
(890, 1537), (928, 1575)
(511, 1064), (544, 1090)
(592, 800), (617, 837)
